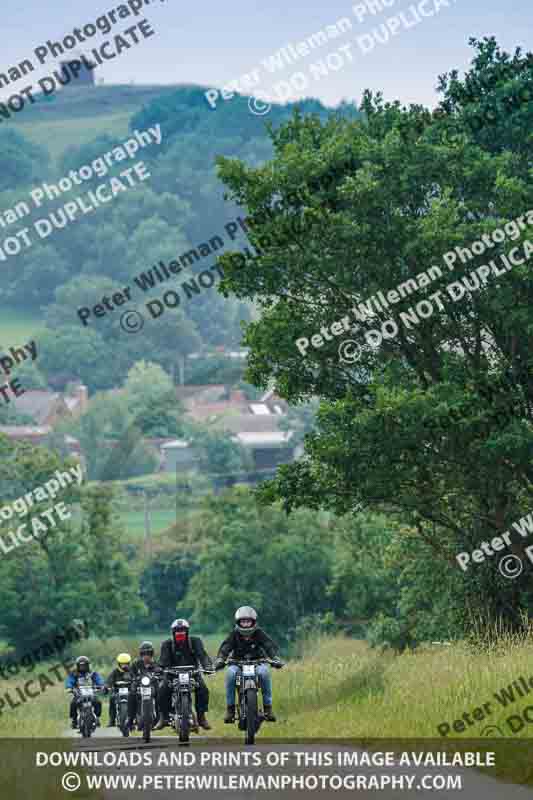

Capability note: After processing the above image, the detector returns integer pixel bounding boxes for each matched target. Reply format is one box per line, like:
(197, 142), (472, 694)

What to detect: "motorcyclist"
(65, 656), (104, 729)
(214, 606), (284, 723)
(105, 653), (133, 728)
(129, 641), (161, 729)
(155, 618), (213, 731)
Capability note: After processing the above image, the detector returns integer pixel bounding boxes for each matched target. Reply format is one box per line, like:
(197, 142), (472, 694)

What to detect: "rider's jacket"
(130, 657), (161, 680)
(65, 670), (104, 689)
(159, 636), (212, 670)
(105, 667), (133, 690)
(217, 628), (279, 661)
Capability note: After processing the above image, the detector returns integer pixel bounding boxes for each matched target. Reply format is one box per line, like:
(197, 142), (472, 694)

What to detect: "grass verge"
(2, 633), (533, 785)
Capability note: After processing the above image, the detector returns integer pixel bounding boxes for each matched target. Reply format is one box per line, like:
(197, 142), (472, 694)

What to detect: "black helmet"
(235, 606), (258, 637)
(139, 641), (154, 657)
(171, 618), (190, 645)
(75, 656), (90, 674)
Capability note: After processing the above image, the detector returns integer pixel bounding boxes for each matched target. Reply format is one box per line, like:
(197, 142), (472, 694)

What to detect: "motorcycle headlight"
(141, 676), (151, 686)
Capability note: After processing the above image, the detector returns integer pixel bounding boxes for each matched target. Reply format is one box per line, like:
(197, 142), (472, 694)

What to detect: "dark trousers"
(109, 694), (117, 723)
(158, 676), (209, 718)
(70, 698), (101, 720)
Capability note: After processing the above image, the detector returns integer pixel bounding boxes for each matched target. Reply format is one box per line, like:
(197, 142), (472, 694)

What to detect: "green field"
(15, 111), (134, 163)
(2, 632), (533, 785)
(0, 308), (45, 347)
(10, 83), (189, 162)
(117, 509), (177, 538)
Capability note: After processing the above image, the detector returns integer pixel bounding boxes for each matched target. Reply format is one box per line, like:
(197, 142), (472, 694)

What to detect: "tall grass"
(4, 631), (533, 738)
(0, 632), (222, 737)
(3, 632), (533, 783)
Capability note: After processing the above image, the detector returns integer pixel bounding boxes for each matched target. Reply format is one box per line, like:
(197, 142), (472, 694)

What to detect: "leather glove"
(214, 658), (226, 671)
(271, 658), (284, 669)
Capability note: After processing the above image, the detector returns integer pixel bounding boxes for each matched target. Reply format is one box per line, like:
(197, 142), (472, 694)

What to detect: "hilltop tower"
(58, 55), (95, 88)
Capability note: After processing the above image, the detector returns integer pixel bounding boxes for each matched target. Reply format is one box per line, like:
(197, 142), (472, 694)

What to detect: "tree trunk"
(177, 355), (185, 387)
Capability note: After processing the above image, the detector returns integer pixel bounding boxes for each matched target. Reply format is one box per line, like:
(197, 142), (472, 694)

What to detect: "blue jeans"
(226, 664), (272, 706)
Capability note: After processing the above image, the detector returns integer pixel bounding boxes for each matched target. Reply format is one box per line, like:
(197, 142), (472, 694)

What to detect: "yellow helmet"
(116, 653), (131, 672)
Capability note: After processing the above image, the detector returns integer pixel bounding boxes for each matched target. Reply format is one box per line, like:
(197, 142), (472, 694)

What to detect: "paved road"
(63, 731), (533, 799)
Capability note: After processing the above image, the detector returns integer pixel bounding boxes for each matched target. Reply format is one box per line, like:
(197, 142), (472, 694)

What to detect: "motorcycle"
(163, 665), (213, 744)
(113, 680), (132, 737)
(226, 658), (281, 746)
(134, 669), (160, 743)
(71, 681), (103, 738)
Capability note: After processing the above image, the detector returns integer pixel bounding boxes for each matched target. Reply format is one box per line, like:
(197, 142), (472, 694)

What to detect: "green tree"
(0, 403), (35, 425)
(78, 484), (145, 633)
(44, 275), (127, 330)
(139, 552), (198, 629)
(190, 428), (252, 483)
(185, 489), (334, 644)
(10, 359), (48, 390)
(278, 398), (319, 447)
(0, 438), (141, 649)
(0, 129), (49, 191)
(38, 326), (120, 392)
(62, 392), (130, 479)
(216, 41), (533, 634)
(123, 360), (183, 437)
(140, 309), (202, 386)
(437, 36), (533, 163)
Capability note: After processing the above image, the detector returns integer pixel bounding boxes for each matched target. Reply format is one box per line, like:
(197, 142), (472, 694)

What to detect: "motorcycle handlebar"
(162, 665), (212, 673)
(226, 658), (281, 666)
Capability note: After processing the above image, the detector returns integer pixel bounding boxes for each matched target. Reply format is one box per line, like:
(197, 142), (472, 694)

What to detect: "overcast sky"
(1, 0), (531, 108)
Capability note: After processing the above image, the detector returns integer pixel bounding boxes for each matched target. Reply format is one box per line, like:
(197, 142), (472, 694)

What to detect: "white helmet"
(235, 606), (258, 637)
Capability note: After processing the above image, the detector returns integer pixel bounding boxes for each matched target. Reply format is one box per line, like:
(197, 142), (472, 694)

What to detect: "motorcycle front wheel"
(245, 689), (258, 745)
(142, 699), (152, 743)
(80, 710), (92, 738)
(178, 694), (190, 743)
(119, 704), (130, 737)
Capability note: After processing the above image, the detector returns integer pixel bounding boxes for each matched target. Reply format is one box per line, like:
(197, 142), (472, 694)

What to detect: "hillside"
(0, 82), (354, 391)
(10, 84), (195, 162)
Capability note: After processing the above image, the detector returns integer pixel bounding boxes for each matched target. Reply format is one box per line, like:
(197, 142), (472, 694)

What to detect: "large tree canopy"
(216, 38), (533, 631)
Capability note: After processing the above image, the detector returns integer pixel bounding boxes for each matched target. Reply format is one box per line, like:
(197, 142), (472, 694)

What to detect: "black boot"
(224, 705), (235, 723)
(198, 712), (211, 730)
(154, 713), (168, 731)
(263, 705), (276, 722)
(107, 718), (116, 727)
(71, 719), (78, 730)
